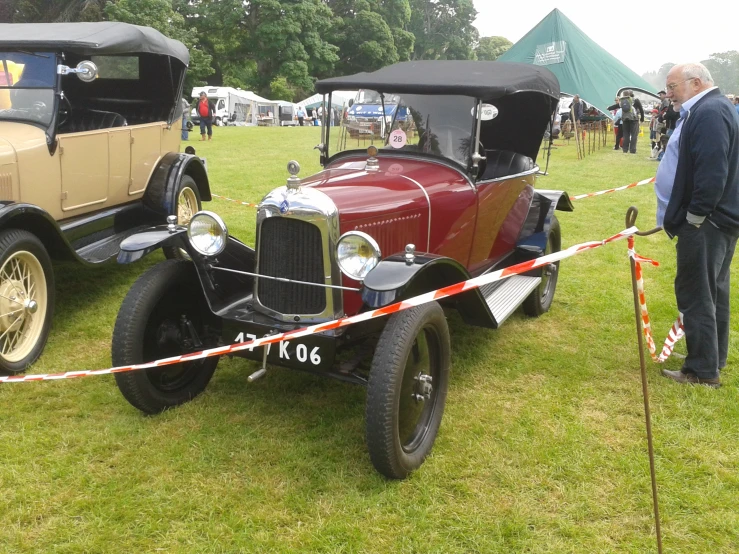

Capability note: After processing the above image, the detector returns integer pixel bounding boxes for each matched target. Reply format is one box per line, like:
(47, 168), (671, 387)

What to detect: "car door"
(59, 129), (110, 212)
(467, 170), (534, 274)
(128, 122), (162, 196)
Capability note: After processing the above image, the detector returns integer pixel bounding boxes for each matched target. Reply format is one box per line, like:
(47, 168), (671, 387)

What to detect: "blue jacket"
(664, 89), (739, 237)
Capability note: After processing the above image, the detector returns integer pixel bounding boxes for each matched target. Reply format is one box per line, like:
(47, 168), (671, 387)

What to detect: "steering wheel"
(58, 94), (72, 127)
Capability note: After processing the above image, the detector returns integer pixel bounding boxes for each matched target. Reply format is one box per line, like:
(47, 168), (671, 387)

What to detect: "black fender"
(0, 202), (79, 262)
(142, 152), (211, 217)
(362, 253), (497, 328)
(118, 226), (256, 315)
(537, 189), (574, 212)
(514, 189), (571, 258)
(117, 225), (188, 264)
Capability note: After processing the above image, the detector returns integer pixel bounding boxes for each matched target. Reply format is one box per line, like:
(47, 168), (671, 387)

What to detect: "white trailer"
(191, 86), (257, 126)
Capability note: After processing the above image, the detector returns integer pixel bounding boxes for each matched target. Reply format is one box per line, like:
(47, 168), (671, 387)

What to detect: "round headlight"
(187, 211), (228, 256)
(337, 231), (381, 281)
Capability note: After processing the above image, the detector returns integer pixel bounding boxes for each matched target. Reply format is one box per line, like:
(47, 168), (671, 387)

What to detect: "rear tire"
(523, 216), (561, 317)
(112, 259), (220, 414)
(163, 175), (201, 260)
(365, 302), (450, 479)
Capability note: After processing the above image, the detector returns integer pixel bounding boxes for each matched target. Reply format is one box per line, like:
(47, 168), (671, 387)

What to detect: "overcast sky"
(472, 1), (738, 77)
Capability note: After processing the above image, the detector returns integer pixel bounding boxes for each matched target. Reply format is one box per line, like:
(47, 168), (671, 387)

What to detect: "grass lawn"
(1, 125), (738, 553)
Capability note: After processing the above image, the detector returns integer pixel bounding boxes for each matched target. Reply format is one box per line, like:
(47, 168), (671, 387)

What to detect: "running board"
(77, 225), (152, 264)
(479, 275), (541, 326)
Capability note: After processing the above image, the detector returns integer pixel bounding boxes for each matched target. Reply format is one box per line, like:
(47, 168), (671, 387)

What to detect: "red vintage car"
(112, 61), (572, 479)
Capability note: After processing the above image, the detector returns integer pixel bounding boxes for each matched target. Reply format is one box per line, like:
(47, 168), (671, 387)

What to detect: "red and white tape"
(210, 176), (658, 210)
(628, 236), (684, 362)
(211, 194), (259, 208)
(569, 177), (655, 201)
(0, 226), (638, 383)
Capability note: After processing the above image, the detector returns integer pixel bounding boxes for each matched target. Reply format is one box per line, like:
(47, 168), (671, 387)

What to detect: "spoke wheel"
(112, 259), (220, 414)
(0, 230), (54, 374)
(523, 215), (561, 317)
(366, 301), (450, 479)
(163, 175), (201, 260)
(176, 186), (199, 226)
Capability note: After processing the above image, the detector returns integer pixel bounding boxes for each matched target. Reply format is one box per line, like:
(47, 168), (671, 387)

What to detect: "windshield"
(330, 91), (477, 168)
(355, 89), (400, 105)
(0, 52), (56, 127)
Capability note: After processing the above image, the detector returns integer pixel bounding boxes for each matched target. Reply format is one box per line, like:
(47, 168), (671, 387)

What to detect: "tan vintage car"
(0, 22), (211, 373)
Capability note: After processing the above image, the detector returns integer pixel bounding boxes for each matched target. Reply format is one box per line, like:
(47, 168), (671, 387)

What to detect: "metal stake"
(625, 207), (664, 554)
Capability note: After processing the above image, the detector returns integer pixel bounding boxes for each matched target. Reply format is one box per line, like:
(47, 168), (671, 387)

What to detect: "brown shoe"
(661, 369), (721, 388)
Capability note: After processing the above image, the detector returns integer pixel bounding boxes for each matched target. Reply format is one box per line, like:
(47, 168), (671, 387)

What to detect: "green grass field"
(1, 125), (737, 553)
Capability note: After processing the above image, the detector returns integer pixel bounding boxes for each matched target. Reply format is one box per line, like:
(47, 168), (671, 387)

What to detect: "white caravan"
(191, 86), (256, 126)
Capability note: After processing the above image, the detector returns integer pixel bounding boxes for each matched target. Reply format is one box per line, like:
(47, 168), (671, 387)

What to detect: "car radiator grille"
(257, 217), (327, 314)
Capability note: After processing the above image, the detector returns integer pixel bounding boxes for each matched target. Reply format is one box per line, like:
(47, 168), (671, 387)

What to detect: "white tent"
(297, 90), (356, 109)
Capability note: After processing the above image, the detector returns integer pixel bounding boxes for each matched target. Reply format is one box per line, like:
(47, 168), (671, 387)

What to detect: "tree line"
(642, 55), (739, 96)
(1, 0), (513, 101)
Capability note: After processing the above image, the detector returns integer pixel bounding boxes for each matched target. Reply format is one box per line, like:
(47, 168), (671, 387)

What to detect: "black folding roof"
(0, 22), (189, 66)
(316, 61), (560, 99)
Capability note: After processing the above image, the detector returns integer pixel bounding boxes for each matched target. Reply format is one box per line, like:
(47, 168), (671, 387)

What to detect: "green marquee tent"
(498, 8), (657, 118)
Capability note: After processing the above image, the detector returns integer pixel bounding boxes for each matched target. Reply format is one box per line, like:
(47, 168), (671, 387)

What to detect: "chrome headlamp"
(187, 211), (228, 256)
(336, 231), (381, 281)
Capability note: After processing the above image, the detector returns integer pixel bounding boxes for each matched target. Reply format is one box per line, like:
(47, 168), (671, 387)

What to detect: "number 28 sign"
(389, 129), (407, 148)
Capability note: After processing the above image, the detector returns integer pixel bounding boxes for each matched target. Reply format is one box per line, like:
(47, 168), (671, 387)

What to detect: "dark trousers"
(199, 117), (213, 136)
(614, 125), (623, 149)
(675, 222), (738, 378)
(621, 119), (639, 153)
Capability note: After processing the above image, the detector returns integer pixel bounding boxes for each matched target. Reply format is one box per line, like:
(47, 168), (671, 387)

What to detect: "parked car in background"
(0, 22), (211, 372)
(111, 61), (571, 479)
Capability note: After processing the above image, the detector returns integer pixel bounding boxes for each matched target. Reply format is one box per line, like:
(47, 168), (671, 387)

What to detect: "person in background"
(734, 96), (739, 115)
(180, 97), (190, 141)
(571, 94), (583, 124)
(619, 89), (641, 153)
(296, 105), (306, 126)
(658, 90), (670, 112)
(552, 111), (561, 138)
(660, 100), (680, 137)
(658, 63), (739, 388)
(649, 108), (660, 150)
(607, 96), (623, 150)
(195, 91), (215, 141)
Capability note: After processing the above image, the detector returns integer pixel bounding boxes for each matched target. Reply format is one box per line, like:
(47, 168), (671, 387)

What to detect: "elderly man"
(658, 63), (739, 388)
(571, 94), (583, 123)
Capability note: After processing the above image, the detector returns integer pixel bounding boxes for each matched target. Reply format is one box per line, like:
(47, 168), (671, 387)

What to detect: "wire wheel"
(0, 250), (48, 363)
(176, 186), (199, 226)
(163, 176), (201, 260)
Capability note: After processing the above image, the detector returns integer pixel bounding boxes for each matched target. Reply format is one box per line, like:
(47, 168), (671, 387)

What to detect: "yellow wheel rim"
(177, 187), (199, 225)
(0, 251), (47, 363)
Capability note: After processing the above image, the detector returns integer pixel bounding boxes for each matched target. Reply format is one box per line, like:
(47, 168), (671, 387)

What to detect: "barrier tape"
(628, 236), (684, 362)
(0, 226), (638, 383)
(210, 176), (658, 209)
(211, 194), (259, 208)
(569, 177), (655, 201)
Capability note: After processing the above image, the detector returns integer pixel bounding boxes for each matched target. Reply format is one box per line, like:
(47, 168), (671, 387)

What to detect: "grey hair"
(681, 63), (714, 85)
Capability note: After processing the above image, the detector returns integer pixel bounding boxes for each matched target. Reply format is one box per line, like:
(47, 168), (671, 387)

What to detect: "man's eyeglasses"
(666, 78), (695, 91)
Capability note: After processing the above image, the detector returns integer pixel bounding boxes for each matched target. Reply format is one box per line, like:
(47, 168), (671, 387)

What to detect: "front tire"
(0, 229), (54, 374)
(163, 175), (201, 260)
(112, 259), (220, 414)
(365, 302), (450, 479)
(522, 216), (561, 317)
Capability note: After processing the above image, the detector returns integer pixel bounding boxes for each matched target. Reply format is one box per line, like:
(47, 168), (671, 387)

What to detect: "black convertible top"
(316, 61), (560, 99)
(0, 22), (189, 66)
